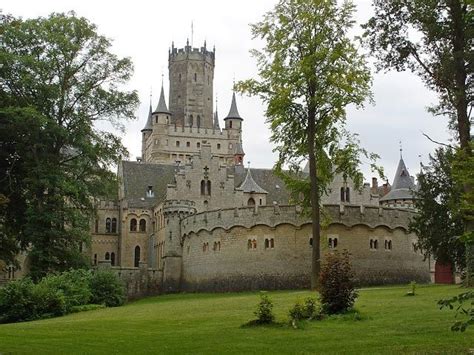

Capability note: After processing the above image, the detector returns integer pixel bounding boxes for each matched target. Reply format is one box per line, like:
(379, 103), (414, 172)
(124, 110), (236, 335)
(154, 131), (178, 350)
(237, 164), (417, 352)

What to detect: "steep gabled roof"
(224, 92), (242, 120)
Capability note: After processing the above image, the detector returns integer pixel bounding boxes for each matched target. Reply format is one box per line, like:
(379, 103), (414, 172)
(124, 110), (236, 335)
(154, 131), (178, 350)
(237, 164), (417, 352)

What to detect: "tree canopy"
(237, 0), (376, 288)
(0, 12), (139, 279)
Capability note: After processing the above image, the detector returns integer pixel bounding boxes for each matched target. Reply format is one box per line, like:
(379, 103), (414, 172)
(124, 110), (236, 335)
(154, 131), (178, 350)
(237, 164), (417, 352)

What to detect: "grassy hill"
(0, 285), (472, 354)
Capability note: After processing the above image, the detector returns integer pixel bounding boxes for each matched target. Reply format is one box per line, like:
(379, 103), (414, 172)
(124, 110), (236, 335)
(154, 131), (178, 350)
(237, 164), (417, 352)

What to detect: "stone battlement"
(169, 44), (215, 64)
(168, 125), (225, 136)
(181, 204), (415, 236)
(163, 199), (196, 215)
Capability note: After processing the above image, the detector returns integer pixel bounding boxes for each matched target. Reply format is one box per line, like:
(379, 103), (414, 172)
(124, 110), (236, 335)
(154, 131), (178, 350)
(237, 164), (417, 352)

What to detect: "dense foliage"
(409, 148), (465, 269)
(237, 0), (376, 289)
(439, 290), (474, 332)
(0, 269), (125, 323)
(364, 0), (473, 285)
(319, 250), (358, 314)
(0, 12), (138, 279)
(254, 293), (275, 324)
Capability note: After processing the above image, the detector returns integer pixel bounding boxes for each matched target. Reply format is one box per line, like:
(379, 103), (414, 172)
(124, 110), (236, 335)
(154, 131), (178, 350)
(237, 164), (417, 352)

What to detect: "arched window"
(207, 180), (211, 195)
(252, 239), (257, 249)
(309, 238), (313, 246)
(259, 199), (262, 205)
(201, 180), (206, 195)
(333, 238), (338, 248)
(176, 141), (180, 147)
(340, 187), (345, 202)
(374, 240), (378, 249)
(139, 219), (146, 232)
(213, 242), (217, 251)
(179, 73), (182, 82)
(130, 218), (137, 232)
(265, 239), (269, 249)
(105, 218), (111, 233)
(346, 187), (350, 203)
(194, 73), (197, 82)
(189, 115), (193, 126)
(94, 219), (99, 233)
(94, 254), (97, 266)
(247, 239), (252, 250)
(248, 198), (255, 206)
(370, 239), (374, 249)
(134, 246), (140, 267)
(186, 141), (190, 147)
(270, 238), (274, 248)
(197, 115), (201, 128)
(328, 238), (333, 248)
(111, 252), (116, 266)
(388, 240), (392, 250)
(105, 252), (110, 260)
(229, 121), (233, 129)
(111, 218), (117, 233)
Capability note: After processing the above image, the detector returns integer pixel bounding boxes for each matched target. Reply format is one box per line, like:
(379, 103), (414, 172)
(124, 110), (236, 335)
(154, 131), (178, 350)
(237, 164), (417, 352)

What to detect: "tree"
(409, 148), (465, 270)
(364, 0), (473, 284)
(0, 12), (138, 279)
(237, 0), (374, 289)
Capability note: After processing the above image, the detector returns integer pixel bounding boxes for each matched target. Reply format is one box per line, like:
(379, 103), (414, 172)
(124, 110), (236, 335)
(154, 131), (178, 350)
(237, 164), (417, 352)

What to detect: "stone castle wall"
(179, 204), (430, 291)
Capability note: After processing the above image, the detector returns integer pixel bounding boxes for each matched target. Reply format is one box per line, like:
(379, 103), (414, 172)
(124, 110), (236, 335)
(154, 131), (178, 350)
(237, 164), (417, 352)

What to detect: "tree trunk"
(308, 103), (321, 290)
(450, 0), (473, 286)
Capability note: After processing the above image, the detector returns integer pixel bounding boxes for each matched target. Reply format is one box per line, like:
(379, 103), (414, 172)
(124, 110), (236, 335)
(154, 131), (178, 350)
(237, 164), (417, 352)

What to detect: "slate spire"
(153, 84), (170, 115)
(141, 101), (153, 132)
(224, 92), (243, 120)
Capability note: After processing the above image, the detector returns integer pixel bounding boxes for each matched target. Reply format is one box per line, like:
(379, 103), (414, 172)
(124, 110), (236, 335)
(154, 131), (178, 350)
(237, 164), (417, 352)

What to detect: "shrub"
(33, 282), (66, 318)
(288, 297), (321, 328)
(254, 292), (275, 324)
(89, 270), (125, 307)
(39, 269), (92, 312)
(0, 278), (38, 323)
(319, 250), (358, 314)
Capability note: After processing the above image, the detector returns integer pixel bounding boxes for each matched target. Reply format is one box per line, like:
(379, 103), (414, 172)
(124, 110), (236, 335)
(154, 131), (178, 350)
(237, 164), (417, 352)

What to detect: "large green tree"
(364, 0), (474, 284)
(237, 0), (374, 289)
(409, 148), (465, 270)
(0, 12), (138, 279)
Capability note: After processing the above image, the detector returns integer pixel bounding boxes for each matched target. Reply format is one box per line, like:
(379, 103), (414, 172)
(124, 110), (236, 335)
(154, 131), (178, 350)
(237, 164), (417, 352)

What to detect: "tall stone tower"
(168, 40), (215, 129)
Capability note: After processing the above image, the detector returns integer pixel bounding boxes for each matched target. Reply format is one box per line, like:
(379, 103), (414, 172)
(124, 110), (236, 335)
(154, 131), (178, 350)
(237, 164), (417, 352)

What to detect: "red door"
(435, 262), (454, 284)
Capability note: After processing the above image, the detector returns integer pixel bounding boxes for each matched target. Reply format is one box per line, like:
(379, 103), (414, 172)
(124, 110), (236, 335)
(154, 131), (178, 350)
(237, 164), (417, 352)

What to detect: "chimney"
(372, 177), (378, 189)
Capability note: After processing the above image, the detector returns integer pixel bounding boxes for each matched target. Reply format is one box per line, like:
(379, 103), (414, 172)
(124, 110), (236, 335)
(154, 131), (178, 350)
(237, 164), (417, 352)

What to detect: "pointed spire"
(141, 102), (153, 132)
(238, 166), (267, 194)
(224, 92), (243, 120)
(213, 111), (220, 130)
(392, 156), (414, 190)
(153, 84), (170, 115)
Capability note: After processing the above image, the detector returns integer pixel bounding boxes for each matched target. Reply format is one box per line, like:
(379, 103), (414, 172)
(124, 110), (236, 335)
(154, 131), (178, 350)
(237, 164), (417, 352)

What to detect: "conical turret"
(224, 92), (243, 120)
(141, 103), (153, 132)
(153, 85), (170, 115)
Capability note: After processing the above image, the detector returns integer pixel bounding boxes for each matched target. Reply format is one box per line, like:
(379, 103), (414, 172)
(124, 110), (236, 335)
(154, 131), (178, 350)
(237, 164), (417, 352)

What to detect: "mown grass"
(0, 285), (472, 354)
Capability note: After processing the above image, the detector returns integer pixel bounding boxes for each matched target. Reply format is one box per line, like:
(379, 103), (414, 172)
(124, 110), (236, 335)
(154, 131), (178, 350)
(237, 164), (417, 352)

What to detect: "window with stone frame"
(130, 218), (137, 232)
(139, 219), (147, 232)
(105, 218), (112, 233)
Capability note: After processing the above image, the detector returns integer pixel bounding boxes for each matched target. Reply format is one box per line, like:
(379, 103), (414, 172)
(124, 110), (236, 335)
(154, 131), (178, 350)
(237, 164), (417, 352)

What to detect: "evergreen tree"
(0, 12), (139, 279)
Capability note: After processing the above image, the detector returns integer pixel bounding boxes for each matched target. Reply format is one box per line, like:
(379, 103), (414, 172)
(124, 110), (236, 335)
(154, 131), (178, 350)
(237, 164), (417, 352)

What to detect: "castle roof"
(153, 85), (170, 115)
(379, 157), (416, 202)
(238, 168), (268, 194)
(213, 110), (220, 130)
(141, 103), (153, 132)
(120, 161), (175, 208)
(224, 92), (242, 120)
(233, 168), (290, 204)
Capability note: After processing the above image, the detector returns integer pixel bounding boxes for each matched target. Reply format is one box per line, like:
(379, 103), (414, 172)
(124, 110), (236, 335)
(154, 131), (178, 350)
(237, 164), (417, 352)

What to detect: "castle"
(1, 42), (430, 294)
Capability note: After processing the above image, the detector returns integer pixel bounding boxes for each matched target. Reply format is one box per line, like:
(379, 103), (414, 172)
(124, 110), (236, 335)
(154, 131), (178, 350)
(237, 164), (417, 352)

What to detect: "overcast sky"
(5, 0), (452, 183)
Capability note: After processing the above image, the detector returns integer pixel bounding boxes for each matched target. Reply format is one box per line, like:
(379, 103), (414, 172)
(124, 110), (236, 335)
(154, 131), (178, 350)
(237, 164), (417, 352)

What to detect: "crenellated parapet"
(163, 199), (196, 217)
(181, 204), (416, 237)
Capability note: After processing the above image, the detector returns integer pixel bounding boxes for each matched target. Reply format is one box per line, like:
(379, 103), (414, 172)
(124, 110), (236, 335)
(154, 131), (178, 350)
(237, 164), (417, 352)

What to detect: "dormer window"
(146, 186), (154, 198)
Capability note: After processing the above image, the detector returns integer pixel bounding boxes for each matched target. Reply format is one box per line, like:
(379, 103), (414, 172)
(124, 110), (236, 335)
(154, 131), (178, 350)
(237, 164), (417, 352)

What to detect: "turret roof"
(379, 157), (416, 202)
(153, 85), (170, 114)
(141, 103), (153, 132)
(234, 142), (245, 155)
(224, 92), (243, 120)
(213, 110), (220, 130)
(238, 168), (268, 194)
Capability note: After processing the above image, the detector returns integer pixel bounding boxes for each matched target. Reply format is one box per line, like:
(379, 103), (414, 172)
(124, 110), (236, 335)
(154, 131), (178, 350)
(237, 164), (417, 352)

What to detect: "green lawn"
(0, 285), (472, 354)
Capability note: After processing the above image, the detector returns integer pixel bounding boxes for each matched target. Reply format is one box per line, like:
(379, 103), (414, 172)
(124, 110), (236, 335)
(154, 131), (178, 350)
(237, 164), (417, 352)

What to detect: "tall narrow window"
(94, 254), (98, 266)
(247, 239), (252, 250)
(130, 218), (137, 232)
(105, 218), (111, 233)
(94, 219), (99, 233)
(346, 187), (350, 203)
(111, 218), (117, 233)
(197, 115), (201, 128)
(134, 246), (140, 267)
(194, 73), (197, 82)
(207, 180), (211, 195)
(265, 239), (269, 249)
(189, 115), (193, 126)
(270, 238), (274, 248)
(111, 252), (116, 266)
(105, 252), (110, 260)
(229, 121), (233, 129)
(139, 219), (147, 232)
(201, 180), (206, 195)
(340, 187), (345, 202)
